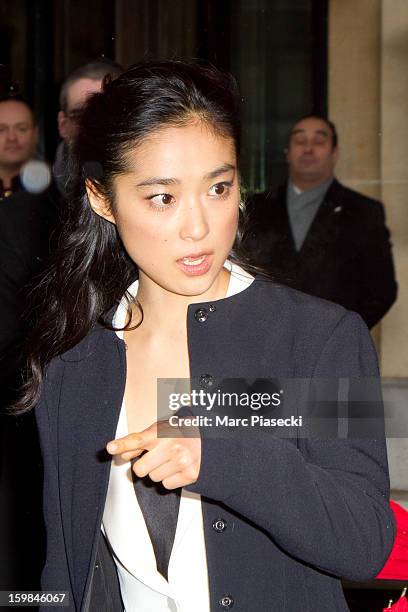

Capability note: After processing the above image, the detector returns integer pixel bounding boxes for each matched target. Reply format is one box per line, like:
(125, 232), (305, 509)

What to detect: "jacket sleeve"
(185, 312), (396, 581)
(35, 373), (76, 611)
(358, 201), (397, 328)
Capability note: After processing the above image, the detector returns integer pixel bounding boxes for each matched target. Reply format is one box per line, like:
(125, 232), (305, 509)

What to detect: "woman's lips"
(176, 253), (213, 276)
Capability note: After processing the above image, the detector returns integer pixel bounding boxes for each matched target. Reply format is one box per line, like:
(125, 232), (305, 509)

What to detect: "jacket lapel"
(57, 330), (126, 604)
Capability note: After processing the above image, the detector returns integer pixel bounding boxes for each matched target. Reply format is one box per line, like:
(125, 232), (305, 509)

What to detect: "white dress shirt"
(102, 261), (254, 612)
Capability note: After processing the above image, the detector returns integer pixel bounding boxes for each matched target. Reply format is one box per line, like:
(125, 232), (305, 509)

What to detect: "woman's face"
(92, 120), (239, 297)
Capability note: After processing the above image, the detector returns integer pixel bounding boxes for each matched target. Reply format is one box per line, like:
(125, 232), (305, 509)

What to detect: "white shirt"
(102, 261), (254, 612)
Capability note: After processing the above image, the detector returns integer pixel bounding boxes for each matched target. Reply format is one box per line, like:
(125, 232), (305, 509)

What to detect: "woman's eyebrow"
(204, 163), (236, 180)
(135, 163), (236, 188)
(136, 177), (180, 187)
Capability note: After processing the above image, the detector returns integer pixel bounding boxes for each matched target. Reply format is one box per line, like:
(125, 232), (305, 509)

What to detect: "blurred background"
(0, 0), (328, 188)
(1, 0), (408, 609)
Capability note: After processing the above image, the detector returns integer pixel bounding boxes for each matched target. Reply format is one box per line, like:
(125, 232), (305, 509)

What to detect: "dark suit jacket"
(242, 179), (397, 328)
(0, 189), (59, 591)
(35, 279), (395, 611)
(0, 188), (59, 401)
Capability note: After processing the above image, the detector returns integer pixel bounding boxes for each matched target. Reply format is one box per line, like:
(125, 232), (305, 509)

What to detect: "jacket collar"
(61, 272), (266, 362)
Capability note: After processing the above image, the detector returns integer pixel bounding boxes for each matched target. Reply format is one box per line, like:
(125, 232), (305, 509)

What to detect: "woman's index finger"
(106, 421), (158, 454)
(106, 433), (144, 454)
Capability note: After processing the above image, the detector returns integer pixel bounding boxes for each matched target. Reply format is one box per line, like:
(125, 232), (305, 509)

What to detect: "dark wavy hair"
(14, 60), (255, 414)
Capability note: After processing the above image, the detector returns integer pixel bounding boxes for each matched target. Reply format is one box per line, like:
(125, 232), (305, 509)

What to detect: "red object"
(382, 590), (408, 611)
(377, 501), (408, 579)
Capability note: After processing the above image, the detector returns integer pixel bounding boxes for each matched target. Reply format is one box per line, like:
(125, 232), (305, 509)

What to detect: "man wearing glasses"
(54, 59), (122, 193)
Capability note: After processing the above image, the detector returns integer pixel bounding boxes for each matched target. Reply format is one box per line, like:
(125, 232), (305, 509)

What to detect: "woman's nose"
(179, 199), (210, 241)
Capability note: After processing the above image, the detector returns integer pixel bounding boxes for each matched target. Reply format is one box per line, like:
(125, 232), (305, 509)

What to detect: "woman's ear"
(85, 180), (116, 224)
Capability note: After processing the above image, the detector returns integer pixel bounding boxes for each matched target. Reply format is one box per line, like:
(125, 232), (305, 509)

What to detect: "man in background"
(0, 97), (38, 199)
(54, 58), (122, 193)
(0, 108), (55, 590)
(0, 190), (54, 591)
(243, 115), (397, 329)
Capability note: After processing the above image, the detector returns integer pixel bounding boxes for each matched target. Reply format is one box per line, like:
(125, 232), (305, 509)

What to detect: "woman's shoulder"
(43, 325), (115, 384)
(241, 278), (374, 376)
(239, 275), (353, 331)
(36, 325), (119, 421)
(234, 276), (371, 361)
(205, 274), (369, 365)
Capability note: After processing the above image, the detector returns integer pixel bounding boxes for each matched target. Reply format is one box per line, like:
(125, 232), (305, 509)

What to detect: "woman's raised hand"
(106, 419), (201, 489)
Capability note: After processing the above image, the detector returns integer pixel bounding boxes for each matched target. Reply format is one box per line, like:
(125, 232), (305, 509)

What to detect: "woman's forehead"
(121, 122), (236, 179)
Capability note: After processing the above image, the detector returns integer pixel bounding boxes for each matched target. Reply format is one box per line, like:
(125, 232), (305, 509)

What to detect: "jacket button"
(194, 308), (208, 322)
(212, 518), (227, 532)
(209, 304), (216, 312)
(200, 374), (214, 388)
(219, 595), (234, 609)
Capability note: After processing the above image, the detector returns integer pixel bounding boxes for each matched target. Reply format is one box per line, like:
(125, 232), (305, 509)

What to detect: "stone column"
(328, 0), (382, 201)
(380, 0), (408, 376)
(328, 0), (383, 350)
(380, 1), (408, 508)
(329, 0), (408, 508)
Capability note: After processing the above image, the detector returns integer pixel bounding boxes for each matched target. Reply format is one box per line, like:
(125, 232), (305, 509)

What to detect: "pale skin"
(87, 119), (240, 489)
(286, 116), (338, 191)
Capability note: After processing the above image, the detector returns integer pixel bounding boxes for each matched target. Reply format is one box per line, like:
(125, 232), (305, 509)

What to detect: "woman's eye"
(208, 182), (231, 198)
(149, 193), (175, 209)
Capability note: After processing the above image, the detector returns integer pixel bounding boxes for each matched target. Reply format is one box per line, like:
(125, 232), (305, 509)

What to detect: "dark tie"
(132, 456), (181, 581)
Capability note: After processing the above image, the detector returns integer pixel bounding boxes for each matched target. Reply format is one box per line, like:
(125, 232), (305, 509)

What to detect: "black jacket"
(0, 189), (59, 592)
(35, 279), (395, 611)
(242, 179), (397, 328)
(0, 188), (59, 403)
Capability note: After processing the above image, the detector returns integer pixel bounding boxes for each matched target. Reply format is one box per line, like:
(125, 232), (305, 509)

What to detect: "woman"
(19, 61), (394, 611)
